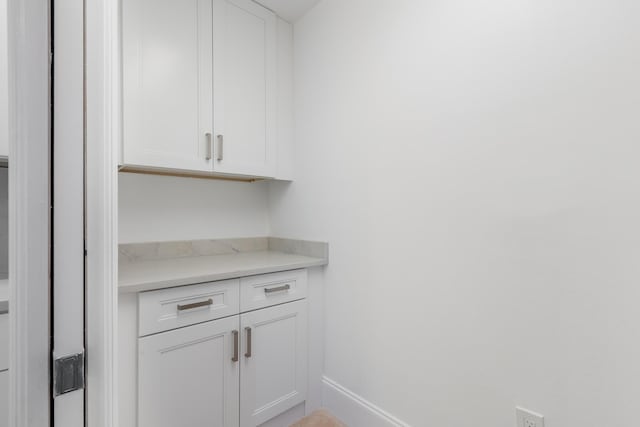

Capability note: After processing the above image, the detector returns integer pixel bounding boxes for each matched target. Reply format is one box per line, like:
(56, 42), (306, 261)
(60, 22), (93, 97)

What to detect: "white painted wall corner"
(322, 376), (411, 427)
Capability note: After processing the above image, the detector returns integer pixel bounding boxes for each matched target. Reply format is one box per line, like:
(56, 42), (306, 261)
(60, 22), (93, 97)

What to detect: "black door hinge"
(53, 351), (85, 397)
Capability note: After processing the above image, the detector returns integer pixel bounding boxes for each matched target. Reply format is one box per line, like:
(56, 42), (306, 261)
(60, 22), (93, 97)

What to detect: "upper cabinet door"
(212, 0), (277, 178)
(122, 0), (214, 171)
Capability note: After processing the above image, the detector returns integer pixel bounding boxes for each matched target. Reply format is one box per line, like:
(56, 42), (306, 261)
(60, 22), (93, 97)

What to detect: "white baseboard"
(322, 376), (411, 427)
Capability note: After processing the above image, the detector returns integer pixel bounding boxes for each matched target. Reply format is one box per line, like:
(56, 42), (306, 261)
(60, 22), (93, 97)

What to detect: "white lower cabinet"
(0, 370), (7, 427)
(139, 315), (240, 427)
(240, 300), (307, 427)
(138, 270), (308, 427)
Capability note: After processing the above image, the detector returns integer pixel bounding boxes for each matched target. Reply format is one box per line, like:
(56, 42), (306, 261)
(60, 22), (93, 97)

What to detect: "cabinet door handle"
(205, 132), (213, 161)
(264, 284), (290, 294)
(244, 327), (252, 358)
(232, 330), (239, 362)
(177, 298), (213, 311)
(217, 134), (224, 161)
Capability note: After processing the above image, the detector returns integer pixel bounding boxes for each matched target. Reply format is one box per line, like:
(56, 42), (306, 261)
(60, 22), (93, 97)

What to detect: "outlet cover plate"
(516, 407), (545, 427)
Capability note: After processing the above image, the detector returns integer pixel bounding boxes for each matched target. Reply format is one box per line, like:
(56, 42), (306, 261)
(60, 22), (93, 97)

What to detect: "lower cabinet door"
(0, 370), (8, 427)
(138, 316), (240, 427)
(240, 300), (307, 427)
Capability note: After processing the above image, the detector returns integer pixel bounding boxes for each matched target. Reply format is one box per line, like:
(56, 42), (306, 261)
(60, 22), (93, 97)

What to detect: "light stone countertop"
(119, 250), (327, 293)
(0, 279), (8, 314)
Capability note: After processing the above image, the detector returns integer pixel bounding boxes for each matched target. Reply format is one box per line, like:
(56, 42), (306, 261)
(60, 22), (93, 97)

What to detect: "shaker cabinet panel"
(240, 299), (307, 427)
(138, 315), (240, 427)
(212, 0), (277, 178)
(122, 0), (214, 171)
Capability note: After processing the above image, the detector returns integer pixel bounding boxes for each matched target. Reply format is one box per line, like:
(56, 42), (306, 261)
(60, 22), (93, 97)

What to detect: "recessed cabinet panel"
(123, 0), (213, 171)
(138, 316), (240, 427)
(240, 300), (307, 427)
(213, 0), (277, 177)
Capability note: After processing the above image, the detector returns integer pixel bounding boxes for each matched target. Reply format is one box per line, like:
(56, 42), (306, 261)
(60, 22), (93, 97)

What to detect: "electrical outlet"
(516, 407), (545, 427)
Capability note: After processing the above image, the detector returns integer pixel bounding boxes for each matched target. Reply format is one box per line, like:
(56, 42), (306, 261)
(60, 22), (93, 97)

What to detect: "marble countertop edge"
(118, 249), (327, 294)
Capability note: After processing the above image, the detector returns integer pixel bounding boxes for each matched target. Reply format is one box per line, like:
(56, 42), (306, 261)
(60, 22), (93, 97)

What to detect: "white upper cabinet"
(213, 0), (277, 178)
(122, 0), (287, 179)
(123, 0), (214, 172)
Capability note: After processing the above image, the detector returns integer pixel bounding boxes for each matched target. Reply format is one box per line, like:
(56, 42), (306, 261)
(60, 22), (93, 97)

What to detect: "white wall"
(0, 0), (7, 277)
(119, 173), (270, 243)
(0, 169), (6, 278)
(269, 1), (640, 426)
(0, 0), (8, 157)
(0, 0), (8, 275)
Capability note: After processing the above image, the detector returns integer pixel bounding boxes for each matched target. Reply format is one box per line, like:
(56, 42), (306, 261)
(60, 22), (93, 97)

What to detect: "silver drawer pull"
(177, 298), (213, 311)
(244, 327), (252, 358)
(217, 134), (224, 161)
(205, 133), (213, 161)
(232, 330), (239, 363)
(264, 284), (290, 294)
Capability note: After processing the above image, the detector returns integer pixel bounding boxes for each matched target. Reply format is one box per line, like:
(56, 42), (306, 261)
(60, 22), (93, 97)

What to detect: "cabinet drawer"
(139, 279), (240, 336)
(240, 269), (307, 312)
(0, 314), (7, 371)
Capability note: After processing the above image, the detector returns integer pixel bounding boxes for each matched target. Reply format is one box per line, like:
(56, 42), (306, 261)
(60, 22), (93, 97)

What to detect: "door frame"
(85, 0), (120, 424)
(8, 0), (120, 425)
(8, 0), (52, 424)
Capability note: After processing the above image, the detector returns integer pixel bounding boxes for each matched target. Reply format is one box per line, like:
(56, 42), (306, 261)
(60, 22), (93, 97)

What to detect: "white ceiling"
(255, 0), (322, 22)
